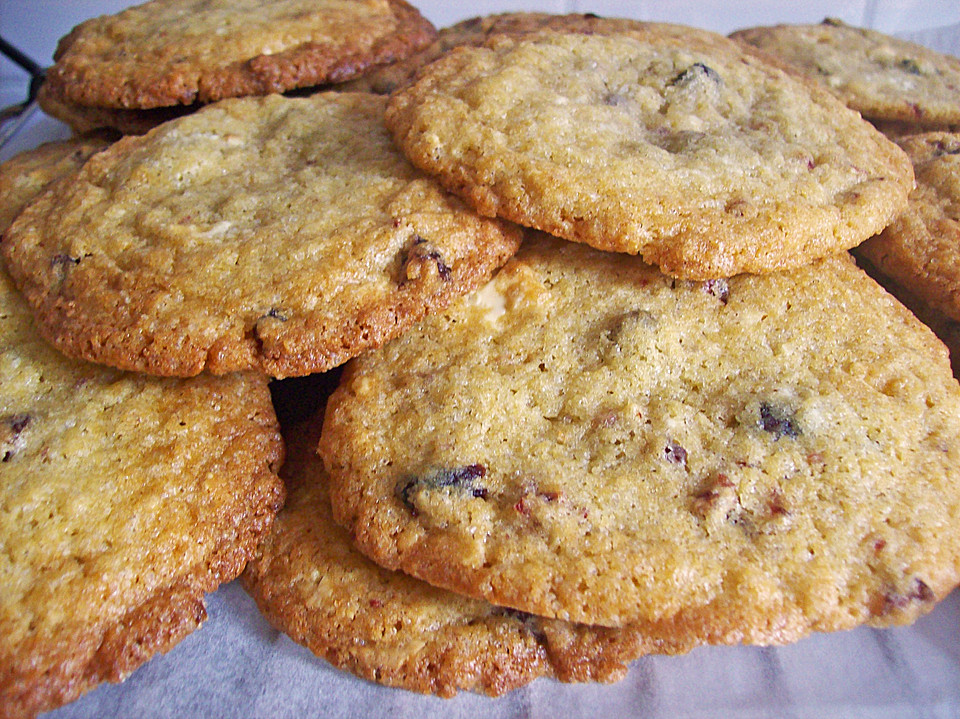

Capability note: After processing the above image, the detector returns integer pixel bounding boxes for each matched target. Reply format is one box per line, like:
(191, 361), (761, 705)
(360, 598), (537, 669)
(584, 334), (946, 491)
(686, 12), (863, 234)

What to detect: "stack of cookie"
(3, 3), (960, 715)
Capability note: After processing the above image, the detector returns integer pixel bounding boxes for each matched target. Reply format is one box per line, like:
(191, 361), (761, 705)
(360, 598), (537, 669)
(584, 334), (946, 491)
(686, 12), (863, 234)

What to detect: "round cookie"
(0, 146), (285, 717)
(385, 24), (914, 279)
(2, 92), (521, 378)
(45, 0), (436, 110)
(0, 133), (114, 233)
(323, 233), (960, 631)
(243, 406), (695, 698)
(731, 19), (960, 133)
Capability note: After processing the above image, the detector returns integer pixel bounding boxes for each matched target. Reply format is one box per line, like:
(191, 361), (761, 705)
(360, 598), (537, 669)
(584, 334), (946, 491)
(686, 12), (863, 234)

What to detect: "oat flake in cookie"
(243, 408), (695, 698)
(0, 136), (284, 719)
(386, 23), (913, 279)
(731, 19), (960, 133)
(323, 233), (960, 632)
(45, 0), (436, 110)
(2, 92), (520, 378)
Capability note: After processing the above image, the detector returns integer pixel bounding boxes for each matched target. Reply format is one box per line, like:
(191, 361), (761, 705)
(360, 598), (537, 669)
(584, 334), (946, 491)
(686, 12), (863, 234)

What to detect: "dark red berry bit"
(703, 278), (729, 304)
(404, 235), (451, 282)
(669, 62), (722, 88)
(2, 413), (31, 462)
(664, 440), (687, 467)
(759, 402), (799, 440)
(397, 464), (488, 513)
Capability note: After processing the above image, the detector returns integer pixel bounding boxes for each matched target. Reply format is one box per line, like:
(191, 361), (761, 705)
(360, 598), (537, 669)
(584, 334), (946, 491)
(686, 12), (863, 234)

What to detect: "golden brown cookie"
(2, 92), (521, 378)
(244, 402), (695, 697)
(45, 0), (436, 110)
(731, 19), (960, 133)
(386, 23), (914, 279)
(323, 234), (960, 633)
(0, 147), (285, 717)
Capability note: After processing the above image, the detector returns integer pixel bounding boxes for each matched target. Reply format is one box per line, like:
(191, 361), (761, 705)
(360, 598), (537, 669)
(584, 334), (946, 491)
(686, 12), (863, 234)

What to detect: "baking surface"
(2, 2), (960, 717)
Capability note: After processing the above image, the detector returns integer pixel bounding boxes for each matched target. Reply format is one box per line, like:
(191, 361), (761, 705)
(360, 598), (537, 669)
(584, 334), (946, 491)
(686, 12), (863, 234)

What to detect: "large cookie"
(731, 19), (960, 133)
(385, 24), (914, 279)
(243, 404), (695, 698)
(44, 0), (436, 110)
(323, 233), (960, 632)
(0, 142), (285, 718)
(2, 92), (520, 378)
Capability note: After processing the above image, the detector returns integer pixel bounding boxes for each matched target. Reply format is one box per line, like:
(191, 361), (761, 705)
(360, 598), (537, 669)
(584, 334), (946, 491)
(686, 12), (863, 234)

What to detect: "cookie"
(340, 12), (643, 95)
(0, 133), (114, 233)
(731, 19), (960, 133)
(0, 146), (285, 717)
(853, 133), (960, 322)
(37, 80), (190, 136)
(385, 24), (914, 279)
(243, 404), (696, 698)
(323, 233), (960, 633)
(2, 92), (521, 378)
(44, 0), (436, 110)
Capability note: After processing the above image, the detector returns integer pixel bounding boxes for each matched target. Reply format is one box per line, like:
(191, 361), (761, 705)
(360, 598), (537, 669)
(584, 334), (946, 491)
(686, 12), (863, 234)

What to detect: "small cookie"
(323, 233), (960, 632)
(45, 0), (436, 110)
(340, 12), (643, 95)
(385, 24), (914, 279)
(243, 405), (694, 698)
(2, 92), (520, 378)
(0, 140), (285, 718)
(853, 133), (960, 323)
(0, 133), (114, 233)
(731, 19), (960, 132)
(37, 80), (190, 136)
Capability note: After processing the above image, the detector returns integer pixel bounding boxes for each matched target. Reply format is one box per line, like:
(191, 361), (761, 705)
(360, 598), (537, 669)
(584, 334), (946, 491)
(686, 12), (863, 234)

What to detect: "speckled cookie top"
(46, 0), (436, 109)
(244, 410), (694, 698)
(323, 234), (960, 631)
(2, 92), (520, 378)
(0, 134), (114, 233)
(731, 19), (960, 131)
(340, 12), (649, 95)
(854, 132), (960, 323)
(385, 25), (914, 279)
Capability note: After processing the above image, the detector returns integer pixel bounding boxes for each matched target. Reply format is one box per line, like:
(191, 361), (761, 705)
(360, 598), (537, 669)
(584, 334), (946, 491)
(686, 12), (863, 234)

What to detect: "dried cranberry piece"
(703, 278), (729, 304)
(759, 403), (800, 440)
(669, 62), (722, 88)
(664, 440), (688, 467)
(403, 235), (451, 282)
(2, 413), (31, 462)
(397, 464), (488, 513)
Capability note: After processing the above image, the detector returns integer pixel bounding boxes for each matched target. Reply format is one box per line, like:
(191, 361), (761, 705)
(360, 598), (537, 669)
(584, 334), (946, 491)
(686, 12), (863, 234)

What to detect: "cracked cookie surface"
(386, 24), (913, 279)
(2, 92), (520, 378)
(323, 233), (960, 632)
(45, 0), (436, 109)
